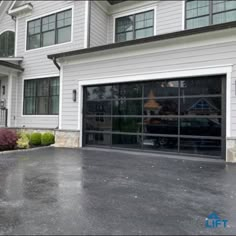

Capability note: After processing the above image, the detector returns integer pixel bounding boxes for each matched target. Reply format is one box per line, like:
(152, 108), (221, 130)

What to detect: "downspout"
(53, 57), (61, 71)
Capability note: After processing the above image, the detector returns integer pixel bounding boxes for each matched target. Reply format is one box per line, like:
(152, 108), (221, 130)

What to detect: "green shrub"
(26, 133), (31, 141)
(41, 133), (55, 146)
(30, 133), (42, 146)
(17, 133), (30, 149)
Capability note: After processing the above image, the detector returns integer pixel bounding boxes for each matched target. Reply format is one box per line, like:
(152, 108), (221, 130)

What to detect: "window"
(0, 31), (15, 57)
(23, 77), (59, 115)
(186, 0), (236, 29)
(115, 10), (154, 43)
(27, 9), (72, 50)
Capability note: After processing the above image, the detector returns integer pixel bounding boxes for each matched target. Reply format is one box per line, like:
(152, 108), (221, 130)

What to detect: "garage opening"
(83, 75), (226, 159)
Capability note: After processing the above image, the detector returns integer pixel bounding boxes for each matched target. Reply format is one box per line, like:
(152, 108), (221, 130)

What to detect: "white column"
(7, 72), (13, 127)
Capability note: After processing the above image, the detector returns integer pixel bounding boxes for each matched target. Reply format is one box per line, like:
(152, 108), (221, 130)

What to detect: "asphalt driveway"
(0, 147), (235, 235)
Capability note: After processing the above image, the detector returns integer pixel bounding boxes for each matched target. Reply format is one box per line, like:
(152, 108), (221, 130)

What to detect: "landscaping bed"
(0, 128), (55, 152)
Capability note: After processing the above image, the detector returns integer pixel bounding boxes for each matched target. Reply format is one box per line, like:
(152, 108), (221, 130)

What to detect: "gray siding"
(90, 1), (108, 47)
(106, 0), (183, 44)
(0, 2), (15, 33)
(14, 0), (86, 129)
(156, 0), (183, 35)
(61, 30), (236, 136)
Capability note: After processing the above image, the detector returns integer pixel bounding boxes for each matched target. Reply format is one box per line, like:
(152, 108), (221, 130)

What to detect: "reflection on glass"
(86, 86), (112, 100)
(85, 117), (111, 132)
(113, 100), (142, 115)
(180, 118), (221, 137)
(113, 83), (142, 99)
(112, 134), (141, 149)
(86, 101), (111, 115)
(143, 136), (178, 152)
(144, 118), (178, 135)
(86, 133), (111, 146)
(180, 97), (221, 116)
(180, 138), (221, 157)
(144, 96), (178, 116)
(144, 80), (179, 97)
(113, 118), (142, 133)
(180, 77), (222, 96)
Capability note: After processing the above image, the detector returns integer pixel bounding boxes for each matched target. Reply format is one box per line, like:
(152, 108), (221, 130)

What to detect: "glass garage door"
(83, 75), (225, 159)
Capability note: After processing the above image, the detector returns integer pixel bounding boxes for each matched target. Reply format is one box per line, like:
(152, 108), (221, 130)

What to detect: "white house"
(1, 0), (236, 162)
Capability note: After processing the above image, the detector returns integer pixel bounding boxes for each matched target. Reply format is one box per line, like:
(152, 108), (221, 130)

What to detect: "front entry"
(83, 75), (226, 159)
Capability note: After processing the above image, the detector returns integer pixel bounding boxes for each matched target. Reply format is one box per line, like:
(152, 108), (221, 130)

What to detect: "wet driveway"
(0, 147), (236, 235)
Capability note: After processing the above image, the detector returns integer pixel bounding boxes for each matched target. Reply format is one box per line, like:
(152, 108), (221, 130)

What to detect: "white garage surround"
(77, 64), (233, 158)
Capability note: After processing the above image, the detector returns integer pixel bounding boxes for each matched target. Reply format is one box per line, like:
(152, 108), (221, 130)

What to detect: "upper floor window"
(0, 31), (15, 57)
(186, 0), (236, 29)
(27, 9), (72, 50)
(23, 77), (59, 115)
(115, 10), (154, 43)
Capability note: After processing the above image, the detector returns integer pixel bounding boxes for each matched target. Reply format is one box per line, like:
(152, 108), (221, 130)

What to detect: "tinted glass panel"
(57, 26), (71, 44)
(86, 86), (112, 100)
(180, 118), (221, 137)
(180, 97), (221, 116)
(180, 77), (222, 96)
(144, 118), (178, 135)
(113, 83), (142, 99)
(86, 133), (111, 146)
(144, 80), (179, 97)
(144, 98), (178, 116)
(85, 117), (111, 132)
(113, 118), (142, 133)
(86, 101), (111, 115)
(180, 138), (221, 157)
(143, 136), (178, 152)
(112, 134), (141, 149)
(113, 100), (142, 116)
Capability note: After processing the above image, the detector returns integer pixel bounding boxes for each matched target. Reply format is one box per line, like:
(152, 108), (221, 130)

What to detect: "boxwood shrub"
(30, 133), (42, 146)
(41, 133), (55, 146)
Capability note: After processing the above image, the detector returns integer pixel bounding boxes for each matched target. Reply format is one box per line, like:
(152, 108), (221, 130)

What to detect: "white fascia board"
(0, 57), (23, 62)
(8, 3), (33, 16)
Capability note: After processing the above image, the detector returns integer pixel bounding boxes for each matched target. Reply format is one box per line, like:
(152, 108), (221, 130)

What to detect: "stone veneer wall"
(226, 139), (236, 163)
(7, 128), (80, 149)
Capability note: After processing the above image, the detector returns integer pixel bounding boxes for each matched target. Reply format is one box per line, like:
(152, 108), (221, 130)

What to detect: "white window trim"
(182, 0), (186, 30)
(77, 64), (233, 148)
(21, 74), (60, 117)
(112, 5), (157, 43)
(24, 5), (74, 52)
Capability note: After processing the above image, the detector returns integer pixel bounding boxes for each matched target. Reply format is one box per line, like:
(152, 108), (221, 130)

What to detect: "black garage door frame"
(82, 75), (226, 160)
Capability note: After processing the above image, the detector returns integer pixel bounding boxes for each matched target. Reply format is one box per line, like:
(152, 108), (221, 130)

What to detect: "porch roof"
(0, 60), (24, 72)
(48, 21), (236, 60)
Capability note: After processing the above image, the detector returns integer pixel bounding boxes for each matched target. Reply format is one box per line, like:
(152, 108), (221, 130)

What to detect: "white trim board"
(77, 64), (233, 148)
(112, 5), (157, 43)
(24, 5), (74, 52)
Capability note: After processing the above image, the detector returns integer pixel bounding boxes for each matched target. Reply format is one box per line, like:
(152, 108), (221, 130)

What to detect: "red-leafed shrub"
(0, 129), (17, 151)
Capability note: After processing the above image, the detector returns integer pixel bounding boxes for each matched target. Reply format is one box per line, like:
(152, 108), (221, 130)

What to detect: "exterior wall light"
(72, 89), (77, 102)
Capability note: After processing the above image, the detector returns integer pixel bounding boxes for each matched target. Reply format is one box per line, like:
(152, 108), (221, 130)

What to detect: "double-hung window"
(115, 10), (154, 43)
(186, 0), (236, 29)
(23, 77), (59, 115)
(27, 9), (72, 50)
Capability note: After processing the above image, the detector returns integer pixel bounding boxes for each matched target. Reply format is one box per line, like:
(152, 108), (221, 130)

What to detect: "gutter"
(48, 21), (236, 60)
(0, 60), (24, 71)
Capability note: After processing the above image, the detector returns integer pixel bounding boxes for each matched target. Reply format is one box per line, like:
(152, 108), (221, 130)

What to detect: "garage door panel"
(83, 75), (225, 159)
